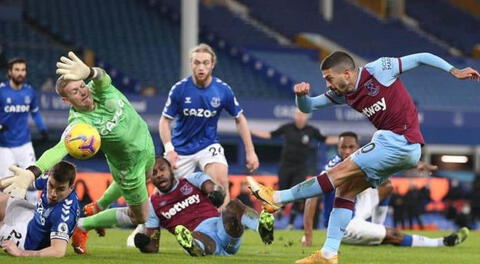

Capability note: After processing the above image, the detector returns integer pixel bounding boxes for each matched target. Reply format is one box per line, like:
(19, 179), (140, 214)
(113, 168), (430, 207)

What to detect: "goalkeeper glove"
(56, 51), (95, 81)
(0, 165), (41, 199)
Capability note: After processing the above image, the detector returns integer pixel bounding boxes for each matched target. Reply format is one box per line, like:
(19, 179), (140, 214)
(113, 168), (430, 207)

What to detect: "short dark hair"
(155, 156), (172, 168)
(50, 161), (77, 186)
(338, 131), (358, 142)
(7, 57), (27, 71)
(321, 51), (355, 71)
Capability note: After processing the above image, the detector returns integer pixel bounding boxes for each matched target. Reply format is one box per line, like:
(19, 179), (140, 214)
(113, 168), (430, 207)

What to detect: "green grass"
(1, 229), (478, 264)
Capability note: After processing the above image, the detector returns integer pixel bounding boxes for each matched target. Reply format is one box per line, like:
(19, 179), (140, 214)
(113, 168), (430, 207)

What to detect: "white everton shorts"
(0, 142), (36, 179)
(173, 143), (228, 179)
(342, 217), (386, 245)
(0, 198), (35, 249)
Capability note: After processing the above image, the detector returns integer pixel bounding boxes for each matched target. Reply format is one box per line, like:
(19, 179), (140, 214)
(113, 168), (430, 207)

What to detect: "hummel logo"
(185, 97), (192, 104)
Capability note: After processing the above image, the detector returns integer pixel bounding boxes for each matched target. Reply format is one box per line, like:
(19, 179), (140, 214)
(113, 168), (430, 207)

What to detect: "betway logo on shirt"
(183, 108), (217, 118)
(4, 104), (30, 113)
(361, 97), (386, 118)
(161, 194), (200, 219)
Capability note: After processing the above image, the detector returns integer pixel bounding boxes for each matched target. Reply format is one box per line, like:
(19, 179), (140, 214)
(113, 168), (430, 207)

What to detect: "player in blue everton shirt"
(0, 58), (48, 203)
(0, 161), (79, 257)
(159, 43), (259, 206)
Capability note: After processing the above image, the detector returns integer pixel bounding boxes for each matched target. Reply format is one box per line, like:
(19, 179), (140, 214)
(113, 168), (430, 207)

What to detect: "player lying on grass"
(0, 51), (156, 255)
(0, 161), (79, 257)
(132, 157), (274, 256)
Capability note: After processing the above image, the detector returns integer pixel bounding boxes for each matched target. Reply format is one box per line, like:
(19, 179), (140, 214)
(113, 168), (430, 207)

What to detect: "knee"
(130, 211), (148, 225)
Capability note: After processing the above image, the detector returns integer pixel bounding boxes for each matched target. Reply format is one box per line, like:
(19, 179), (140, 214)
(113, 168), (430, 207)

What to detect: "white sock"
(116, 207), (134, 227)
(411, 235), (443, 247)
(321, 248), (337, 258)
(372, 206), (388, 224)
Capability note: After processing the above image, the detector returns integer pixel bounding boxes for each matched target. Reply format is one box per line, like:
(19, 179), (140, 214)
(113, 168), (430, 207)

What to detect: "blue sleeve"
(366, 53), (454, 86)
(145, 199), (160, 229)
(296, 93), (338, 113)
(186, 172), (212, 189)
(50, 199), (78, 242)
(223, 85), (243, 118)
(162, 83), (182, 119)
(400, 52), (454, 73)
(33, 174), (48, 191)
(30, 90), (47, 131)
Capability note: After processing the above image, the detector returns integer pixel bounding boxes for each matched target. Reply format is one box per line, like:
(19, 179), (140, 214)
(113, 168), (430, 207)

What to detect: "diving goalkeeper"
(0, 51), (155, 254)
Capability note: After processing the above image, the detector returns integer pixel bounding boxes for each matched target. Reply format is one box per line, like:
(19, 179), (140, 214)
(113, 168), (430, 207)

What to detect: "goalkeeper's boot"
(84, 201), (105, 237)
(443, 227), (469, 246)
(174, 225), (205, 256)
(246, 176), (282, 213)
(71, 227), (88, 255)
(295, 250), (338, 264)
(258, 210), (275, 244)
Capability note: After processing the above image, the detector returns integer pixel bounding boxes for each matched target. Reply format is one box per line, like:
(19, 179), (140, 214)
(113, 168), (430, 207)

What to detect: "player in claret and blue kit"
(0, 161), (79, 257)
(248, 51), (480, 263)
(132, 157), (274, 256)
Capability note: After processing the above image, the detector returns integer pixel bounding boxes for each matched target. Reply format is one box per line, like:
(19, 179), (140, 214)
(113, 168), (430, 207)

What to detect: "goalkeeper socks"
(275, 172), (334, 204)
(322, 197), (354, 254)
(97, 182), (123, 210)
(80, 207), (133, 231)
(240, 209), (259, 231)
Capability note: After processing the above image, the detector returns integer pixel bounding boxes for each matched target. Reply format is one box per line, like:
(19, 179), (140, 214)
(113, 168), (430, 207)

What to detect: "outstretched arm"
(401, 53), (480, 80)
(1, 239), (67, 257)
(56, 51), (112, 90)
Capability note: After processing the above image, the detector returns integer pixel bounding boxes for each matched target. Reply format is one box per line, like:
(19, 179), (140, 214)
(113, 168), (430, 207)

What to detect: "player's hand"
(207, 189), (226, 208)
(56, 51), (93, 81)
(450, 67), (480, 81)
(1, 166), (35, 199)
(0, 124), (7, 133)
(301, 234), (313, 247)
(1, 240), (23, 257)
(293, 82), (310, 96)
(245, 151), (259, 173)
(165, 151), (179, 170)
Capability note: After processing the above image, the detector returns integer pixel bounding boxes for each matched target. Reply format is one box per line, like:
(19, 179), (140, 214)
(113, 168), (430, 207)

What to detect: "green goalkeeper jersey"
(36, 73), (152, 172)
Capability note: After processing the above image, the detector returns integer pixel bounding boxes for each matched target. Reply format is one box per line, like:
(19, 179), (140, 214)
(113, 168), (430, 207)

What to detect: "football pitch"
(1, 229), (478, 264)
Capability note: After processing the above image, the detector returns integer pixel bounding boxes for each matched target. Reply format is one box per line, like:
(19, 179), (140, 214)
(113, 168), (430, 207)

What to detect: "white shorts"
(0, 142), (36, 179)
(0, 198), (35, 250)
(172, 143), (228, 179)
(342, 217), (386, 245)
(354, 187), (379, 220)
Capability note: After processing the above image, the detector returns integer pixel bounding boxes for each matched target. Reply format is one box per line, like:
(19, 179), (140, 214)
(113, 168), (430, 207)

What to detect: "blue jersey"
(162, 76), (243, 155)
(24, 175), (80, 250)
(322, 155), (342, 228)
(0, 81), (46, 147)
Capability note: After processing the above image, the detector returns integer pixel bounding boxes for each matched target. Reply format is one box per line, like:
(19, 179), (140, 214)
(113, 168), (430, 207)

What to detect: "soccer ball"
(64, 123), (101, 160)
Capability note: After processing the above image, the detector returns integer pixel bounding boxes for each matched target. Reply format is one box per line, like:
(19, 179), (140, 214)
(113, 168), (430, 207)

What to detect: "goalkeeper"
(0, 51), (155, 254)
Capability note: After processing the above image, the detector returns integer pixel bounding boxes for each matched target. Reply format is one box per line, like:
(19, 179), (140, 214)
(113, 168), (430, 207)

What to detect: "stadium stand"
(405, 0), (480, 56)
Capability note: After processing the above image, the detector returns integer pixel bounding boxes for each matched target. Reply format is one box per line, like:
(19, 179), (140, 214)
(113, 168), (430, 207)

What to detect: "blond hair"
(190, 43), (217, 64)
(55, 76), (69, 97)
